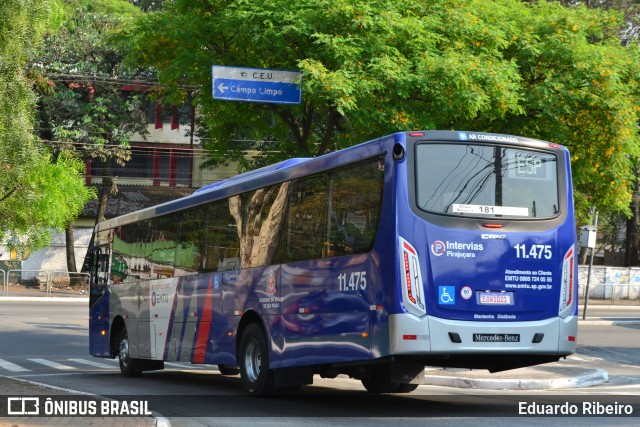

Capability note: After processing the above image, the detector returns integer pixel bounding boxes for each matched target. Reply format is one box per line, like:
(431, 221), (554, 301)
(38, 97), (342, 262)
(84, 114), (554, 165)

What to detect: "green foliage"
(1, 152), (94, 253)
(126, 0), (640, 222)
(34, 0), (149, 223)
(39, 81), (148, 166)
(557, 0), (640, 44)
(127, 0), (164, 12)
(464, 1), (640, 223)
(0, 0), (93, 252)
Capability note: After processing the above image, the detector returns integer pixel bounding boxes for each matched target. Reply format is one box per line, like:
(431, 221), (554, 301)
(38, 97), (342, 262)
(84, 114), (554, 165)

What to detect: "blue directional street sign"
(212, 65), (302, 105)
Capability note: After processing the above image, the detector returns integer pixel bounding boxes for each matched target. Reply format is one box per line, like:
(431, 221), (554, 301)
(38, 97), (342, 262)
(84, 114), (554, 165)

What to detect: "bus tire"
(118, 328), (141, 377)
(239, 324), (276, 396)
(361, 365), (399, 394)
(393, 383), (419, 393)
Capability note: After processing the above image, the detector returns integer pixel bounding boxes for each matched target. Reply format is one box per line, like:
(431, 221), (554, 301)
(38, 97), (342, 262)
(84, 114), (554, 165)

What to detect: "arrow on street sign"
(212, 65), (302, 104)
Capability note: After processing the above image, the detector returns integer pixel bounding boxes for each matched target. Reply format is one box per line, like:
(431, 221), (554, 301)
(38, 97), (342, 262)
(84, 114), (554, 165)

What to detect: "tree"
(127, 0), (164, 11)
(555, 0), (640, 43)
(33, 0), (149, 271)
(0, 0), (93, 254)
(126, 0), (640, 225)
(550, 0), (640, 265)
(467, 1), (640, 224)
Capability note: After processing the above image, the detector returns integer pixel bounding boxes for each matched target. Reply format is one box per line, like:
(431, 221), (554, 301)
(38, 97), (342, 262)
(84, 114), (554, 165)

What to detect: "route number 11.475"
(514, 244), (552, 260)
(338, 272), (367, 291)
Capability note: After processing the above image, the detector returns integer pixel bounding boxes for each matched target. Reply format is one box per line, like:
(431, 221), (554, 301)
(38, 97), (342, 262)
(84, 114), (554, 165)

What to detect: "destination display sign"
(212, 65), (302, 104)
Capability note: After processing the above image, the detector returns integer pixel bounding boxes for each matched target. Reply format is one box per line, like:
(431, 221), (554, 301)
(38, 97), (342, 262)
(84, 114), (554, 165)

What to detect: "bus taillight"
(399, 238), (426, 317)
(559, 245), (575, 317)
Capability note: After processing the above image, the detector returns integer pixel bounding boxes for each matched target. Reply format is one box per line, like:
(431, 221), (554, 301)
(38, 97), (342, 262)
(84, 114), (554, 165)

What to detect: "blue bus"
(87, 130), (577, 395)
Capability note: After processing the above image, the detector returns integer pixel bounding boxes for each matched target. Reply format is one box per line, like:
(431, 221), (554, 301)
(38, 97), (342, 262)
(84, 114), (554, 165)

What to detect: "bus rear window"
(415, 144), (559, 219)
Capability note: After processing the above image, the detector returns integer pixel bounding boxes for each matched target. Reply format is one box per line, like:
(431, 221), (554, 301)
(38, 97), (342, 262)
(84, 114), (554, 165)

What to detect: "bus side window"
(286, 175), (327, 262)
(149, 214), (177, 278)
(175, 208), (204, 274)
(229, 183), (290, 269)
(204, 200), (241, 272)
(325, 157), (384, 257)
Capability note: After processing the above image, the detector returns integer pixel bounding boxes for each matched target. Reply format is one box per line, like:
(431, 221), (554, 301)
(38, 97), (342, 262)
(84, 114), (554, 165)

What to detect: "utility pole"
(582, 210), (598, 320)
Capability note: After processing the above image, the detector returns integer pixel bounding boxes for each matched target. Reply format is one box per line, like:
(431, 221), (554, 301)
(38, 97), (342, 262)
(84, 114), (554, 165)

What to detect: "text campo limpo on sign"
(230, 85), (283, 97)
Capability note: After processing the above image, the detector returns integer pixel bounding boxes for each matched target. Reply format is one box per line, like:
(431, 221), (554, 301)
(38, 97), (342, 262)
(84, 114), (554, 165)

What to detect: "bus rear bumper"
(389, 313), (577, 356)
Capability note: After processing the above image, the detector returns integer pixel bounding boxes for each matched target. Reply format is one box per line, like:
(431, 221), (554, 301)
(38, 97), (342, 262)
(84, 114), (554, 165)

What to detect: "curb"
(423, 368), (608, 390)
(0, 297), (88, 302)
(579, 319), (640, 326)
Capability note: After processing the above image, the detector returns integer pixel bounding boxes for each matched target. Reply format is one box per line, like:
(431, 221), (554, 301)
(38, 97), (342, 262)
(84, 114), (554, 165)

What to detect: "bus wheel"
(393, 383), (419, 393)
(218, 365), (240, 376)
(239, 324), (275, 396)
(361, 365), (399, 394)
(118, 328), (141, 377)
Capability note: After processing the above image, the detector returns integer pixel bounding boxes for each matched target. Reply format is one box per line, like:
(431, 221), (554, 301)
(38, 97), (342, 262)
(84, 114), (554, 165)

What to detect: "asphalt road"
(0, 300), (638, 426)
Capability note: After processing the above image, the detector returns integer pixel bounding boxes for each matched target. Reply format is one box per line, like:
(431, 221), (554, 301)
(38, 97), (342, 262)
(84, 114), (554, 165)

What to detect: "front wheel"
(118, 327), (141, 377)
(239, 324), (276, 396)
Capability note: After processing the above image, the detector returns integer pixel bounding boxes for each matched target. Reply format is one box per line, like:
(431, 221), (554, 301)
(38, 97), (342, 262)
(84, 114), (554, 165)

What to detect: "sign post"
(581, 211), (598, 320)
(212, 65), (302, 104)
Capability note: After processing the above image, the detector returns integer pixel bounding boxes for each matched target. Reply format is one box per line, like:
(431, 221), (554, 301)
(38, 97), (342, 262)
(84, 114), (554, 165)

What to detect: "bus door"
(89, 244), (111, 357)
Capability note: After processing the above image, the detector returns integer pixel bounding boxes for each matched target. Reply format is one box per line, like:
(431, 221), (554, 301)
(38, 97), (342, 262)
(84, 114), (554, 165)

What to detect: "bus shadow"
(98, 370), (634, 418)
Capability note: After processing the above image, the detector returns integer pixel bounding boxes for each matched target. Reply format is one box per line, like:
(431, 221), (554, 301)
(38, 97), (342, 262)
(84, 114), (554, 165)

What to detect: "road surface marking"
(0, 359), (30, 372)
(68, 358), (115, 369)
(28, 358), (75, 370)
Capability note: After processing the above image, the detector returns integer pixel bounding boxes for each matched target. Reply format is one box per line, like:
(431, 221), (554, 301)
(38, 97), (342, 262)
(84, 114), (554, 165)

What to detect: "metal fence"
(2, 269), (89, 298)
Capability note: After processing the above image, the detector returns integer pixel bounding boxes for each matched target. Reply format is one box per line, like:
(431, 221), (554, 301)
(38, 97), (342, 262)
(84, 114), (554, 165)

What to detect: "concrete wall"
(20, 228), (93, 273)
(578, 265), (640, 302)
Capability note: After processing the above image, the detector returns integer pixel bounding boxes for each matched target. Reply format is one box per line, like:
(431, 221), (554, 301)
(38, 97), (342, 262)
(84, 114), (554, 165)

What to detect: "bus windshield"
(416, 143), (559, 219)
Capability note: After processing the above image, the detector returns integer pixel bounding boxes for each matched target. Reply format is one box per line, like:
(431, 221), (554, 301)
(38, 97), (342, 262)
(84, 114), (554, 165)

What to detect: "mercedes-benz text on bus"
(87, 130), (577, 395)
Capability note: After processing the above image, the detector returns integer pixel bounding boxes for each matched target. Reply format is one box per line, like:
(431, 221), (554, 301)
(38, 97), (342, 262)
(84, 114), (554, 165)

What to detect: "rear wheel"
(361, 376), (399, 393)
(361, 364), (418, 394)
(239, 324), (276, 396)
(118, 327), (141, 377)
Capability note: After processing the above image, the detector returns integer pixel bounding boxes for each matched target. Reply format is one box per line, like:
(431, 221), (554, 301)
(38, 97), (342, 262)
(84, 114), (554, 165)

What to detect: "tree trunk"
(65, 221), (77, 273)
(625, 169), (639, 266)
(95, 174), (114, 225)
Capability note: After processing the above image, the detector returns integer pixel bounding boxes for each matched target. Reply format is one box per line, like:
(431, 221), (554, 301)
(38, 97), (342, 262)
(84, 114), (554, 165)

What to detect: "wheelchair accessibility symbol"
(438, 286), (456, 305)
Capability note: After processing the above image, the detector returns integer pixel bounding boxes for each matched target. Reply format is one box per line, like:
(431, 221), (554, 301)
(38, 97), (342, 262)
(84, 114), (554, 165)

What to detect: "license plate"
(477, 291), (513, 305)
(473, 333), (520, 343)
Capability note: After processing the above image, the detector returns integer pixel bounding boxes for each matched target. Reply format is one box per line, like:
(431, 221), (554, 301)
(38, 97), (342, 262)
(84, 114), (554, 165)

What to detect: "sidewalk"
(423, 364), (608, 390)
